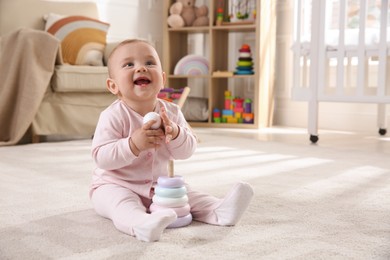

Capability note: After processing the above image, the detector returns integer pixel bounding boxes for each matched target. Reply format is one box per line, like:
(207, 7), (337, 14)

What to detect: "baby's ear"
(106, 78), (119, 95)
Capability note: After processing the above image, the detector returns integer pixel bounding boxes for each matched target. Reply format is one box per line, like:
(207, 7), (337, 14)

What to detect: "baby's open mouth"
(134, 77), (151, 86)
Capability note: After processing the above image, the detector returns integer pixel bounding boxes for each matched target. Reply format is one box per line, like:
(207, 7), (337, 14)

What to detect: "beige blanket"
(0, 28), (60, 146)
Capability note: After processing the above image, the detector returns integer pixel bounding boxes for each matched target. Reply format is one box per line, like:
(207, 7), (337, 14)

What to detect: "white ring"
(167, 214), (192, 228)
(152, 194), (188, 208)
(239, 52), (251, 58)
(155, 186), (187, 198)
(157, 176), (184, 188)
(149, 203), (190, 217)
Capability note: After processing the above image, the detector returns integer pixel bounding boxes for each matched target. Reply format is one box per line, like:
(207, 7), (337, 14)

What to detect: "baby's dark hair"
(107, 39), (156, 77)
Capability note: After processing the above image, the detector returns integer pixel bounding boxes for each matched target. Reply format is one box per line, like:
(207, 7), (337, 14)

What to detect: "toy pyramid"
(143, 112), (192, 228)
(234, 44), (254, 75)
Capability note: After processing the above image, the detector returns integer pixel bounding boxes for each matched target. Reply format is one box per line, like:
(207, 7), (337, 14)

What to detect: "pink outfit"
(90, 99), (223, 236)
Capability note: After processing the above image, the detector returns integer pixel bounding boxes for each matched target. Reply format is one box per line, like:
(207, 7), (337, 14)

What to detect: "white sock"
(214, 182), (254, 226)
(133, 209), (177, 242)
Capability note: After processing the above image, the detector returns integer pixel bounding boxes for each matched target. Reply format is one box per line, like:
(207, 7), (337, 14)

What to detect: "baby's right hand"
(129, 121), (165, 156)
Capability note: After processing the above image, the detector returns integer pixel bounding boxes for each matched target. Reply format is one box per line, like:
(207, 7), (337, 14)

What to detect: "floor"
(1, 126), (389, 259)
(195, 126), (390, 150)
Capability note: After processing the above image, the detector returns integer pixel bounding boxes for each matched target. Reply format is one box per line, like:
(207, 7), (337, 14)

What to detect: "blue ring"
(155, 186), (187, 198)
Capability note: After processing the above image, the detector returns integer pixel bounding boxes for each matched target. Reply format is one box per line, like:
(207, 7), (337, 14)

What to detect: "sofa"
(0, 0), (117, 144)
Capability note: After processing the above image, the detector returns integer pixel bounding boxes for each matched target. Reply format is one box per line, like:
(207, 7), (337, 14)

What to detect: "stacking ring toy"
(157, 176), (184, 188)
(150, 173), (192, 228)
(155, 186), (187, 198)
(150, 203), (190, 217)
(152, 194), (188, 208)
(167, 214), (192, 229)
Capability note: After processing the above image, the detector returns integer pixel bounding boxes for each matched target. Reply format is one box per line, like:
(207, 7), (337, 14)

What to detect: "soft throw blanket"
(0, 28), (59, 146)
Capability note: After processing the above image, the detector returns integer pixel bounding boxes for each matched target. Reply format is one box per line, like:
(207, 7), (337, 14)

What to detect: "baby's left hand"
(160, 106), (179, 143)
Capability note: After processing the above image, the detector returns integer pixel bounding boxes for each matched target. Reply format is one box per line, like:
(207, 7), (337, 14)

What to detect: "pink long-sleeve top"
(90, 99), (197, 199)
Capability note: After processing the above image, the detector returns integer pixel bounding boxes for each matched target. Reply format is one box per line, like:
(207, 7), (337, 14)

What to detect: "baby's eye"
(146, 61), (155, 66)
(124, 62), (134, 68)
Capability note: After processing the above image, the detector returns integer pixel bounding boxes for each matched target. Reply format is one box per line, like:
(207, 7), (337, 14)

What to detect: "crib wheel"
(310, 135), (319, 143)
(379, 128), (387, 136)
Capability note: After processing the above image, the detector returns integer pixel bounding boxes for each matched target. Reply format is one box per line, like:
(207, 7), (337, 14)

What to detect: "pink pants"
(91, 183), (222, 235)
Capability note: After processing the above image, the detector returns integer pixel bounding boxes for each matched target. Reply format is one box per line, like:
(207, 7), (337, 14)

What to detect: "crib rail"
(292, 0), (389, 142)
(293, 0), (390, 103)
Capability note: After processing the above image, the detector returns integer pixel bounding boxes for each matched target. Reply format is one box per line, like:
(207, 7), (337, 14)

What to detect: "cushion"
(52, 65), (109, 93)
(44, 13), (109, 66)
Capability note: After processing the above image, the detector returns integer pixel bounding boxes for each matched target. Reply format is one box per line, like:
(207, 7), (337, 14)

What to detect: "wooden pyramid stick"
(167, 86), (189, 178)
(168, 160), (174, 178)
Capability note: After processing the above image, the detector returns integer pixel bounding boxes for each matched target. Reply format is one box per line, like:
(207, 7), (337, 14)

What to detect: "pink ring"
(157, 176), (184, 188)
(152, 194), (188, 208)
(167, 213), (192, 228)
(149, 203), (190, 217)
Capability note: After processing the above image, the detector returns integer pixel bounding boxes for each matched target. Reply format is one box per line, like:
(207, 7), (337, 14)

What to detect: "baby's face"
(107, 41), (166, 107)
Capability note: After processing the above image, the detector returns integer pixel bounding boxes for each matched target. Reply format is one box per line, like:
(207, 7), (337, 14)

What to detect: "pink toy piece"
(143, 112), (161, 129)
(149, 203), (190, 218)
(157, 176), (184, 188)
(167, 213), (192, 229)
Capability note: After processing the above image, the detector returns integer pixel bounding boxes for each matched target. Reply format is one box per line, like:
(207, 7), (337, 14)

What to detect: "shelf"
(168, 26), (210, 33)
(212, 74), (255, 79)
(212, 24), (256, 32)
(167, 24), (255, 32)
(210, 123), (257, 128)
(189, 121), (256, 129)
(167, 74), (255, 79)
(163, 0), (263, 129)
(168, 75), (209, 79)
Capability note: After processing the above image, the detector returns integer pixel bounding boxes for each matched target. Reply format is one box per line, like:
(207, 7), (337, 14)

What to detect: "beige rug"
(0, 128), (389, 259)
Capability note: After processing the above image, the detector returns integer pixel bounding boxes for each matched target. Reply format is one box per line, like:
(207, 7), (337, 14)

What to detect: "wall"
(273, 0), (390, 133)
(97, 0), (163, 56)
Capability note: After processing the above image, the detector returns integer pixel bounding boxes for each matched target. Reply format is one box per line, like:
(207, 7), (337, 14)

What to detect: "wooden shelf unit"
(163, 0), (271, 129)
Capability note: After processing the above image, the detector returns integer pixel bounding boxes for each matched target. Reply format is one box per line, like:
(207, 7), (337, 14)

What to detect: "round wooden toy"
(143, 112), (161, 129)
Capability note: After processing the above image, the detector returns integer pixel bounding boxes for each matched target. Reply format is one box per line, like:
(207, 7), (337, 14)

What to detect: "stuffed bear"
(167, 0), (209, 28)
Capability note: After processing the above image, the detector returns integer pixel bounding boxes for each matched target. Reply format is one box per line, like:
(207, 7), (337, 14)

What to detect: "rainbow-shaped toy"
(174, 54), (209, 76)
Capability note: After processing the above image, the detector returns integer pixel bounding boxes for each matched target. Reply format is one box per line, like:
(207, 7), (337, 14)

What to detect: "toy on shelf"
(213, 70), (234, 77)
(143, 112), (192, 228)
(234, 44), (254, 75)
(228, 0), (256, 23)
(213, 108), (221, 123)
(158, 88), (184, 103)
(167, 0), (209, 28)
(243, 98), (254, 123)
(213, 90), (254, 124)
(174, 54), (209, 76)
(216, 0), (224, 26)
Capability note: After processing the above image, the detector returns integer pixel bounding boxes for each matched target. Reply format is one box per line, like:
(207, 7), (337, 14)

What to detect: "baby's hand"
(160, 106), (179, 143)
(129, 120), (165, 156)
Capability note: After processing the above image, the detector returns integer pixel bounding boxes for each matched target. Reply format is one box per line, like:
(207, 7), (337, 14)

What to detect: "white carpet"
(0, 128), (389, 259)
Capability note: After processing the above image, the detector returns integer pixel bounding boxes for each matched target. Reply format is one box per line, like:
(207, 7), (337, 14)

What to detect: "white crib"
(292, 0), (390, 143)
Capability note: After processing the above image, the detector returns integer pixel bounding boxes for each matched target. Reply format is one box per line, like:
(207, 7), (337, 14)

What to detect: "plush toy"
(167, 0), (209, 28)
